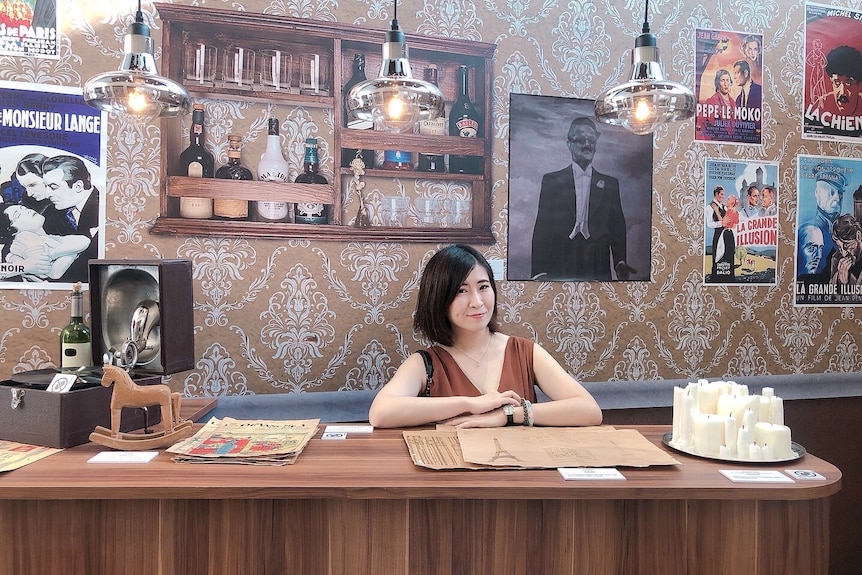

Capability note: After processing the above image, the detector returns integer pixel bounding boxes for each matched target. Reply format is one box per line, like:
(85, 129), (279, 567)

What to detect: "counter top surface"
(0, 422), (841, 501)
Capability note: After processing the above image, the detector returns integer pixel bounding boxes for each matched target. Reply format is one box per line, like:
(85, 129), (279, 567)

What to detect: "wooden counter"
(0, 425), (841, 575)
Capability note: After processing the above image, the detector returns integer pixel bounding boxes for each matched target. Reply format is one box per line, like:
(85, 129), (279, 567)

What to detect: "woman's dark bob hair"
(413, 244), (499, 346)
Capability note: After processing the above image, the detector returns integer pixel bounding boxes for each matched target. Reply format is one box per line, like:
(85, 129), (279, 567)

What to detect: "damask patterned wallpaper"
(1, 0), (859, 397)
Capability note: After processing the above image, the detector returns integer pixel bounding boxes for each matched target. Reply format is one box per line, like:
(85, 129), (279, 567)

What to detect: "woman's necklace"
(452, 333), (494, 367)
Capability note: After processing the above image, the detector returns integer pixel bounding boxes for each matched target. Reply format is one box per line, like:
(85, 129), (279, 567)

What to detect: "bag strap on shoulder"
(416, 349), (433, 397)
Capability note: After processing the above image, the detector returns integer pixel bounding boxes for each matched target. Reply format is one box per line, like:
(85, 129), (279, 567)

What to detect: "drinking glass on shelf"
(258, 49), (292, 91)
(184, 43), (217, 86)
(380, 196), (410, 227)
(222, 46), (255, 89)
(443, 199), (471, 228)
(414, 197), (443, 227)
(299, 53), (330, 95)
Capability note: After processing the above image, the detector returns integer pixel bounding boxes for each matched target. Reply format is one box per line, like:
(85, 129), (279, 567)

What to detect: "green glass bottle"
(59, 282), (92, 369)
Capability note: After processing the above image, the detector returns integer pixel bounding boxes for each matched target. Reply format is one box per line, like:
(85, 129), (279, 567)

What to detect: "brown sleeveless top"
(424, 335), (538, 402)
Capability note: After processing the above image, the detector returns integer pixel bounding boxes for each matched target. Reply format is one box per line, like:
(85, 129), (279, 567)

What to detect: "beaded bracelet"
(520, 398), (534, 426)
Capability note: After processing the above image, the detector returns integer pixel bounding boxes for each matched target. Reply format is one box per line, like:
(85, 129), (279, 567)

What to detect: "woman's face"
(4, 204), (45, 232)
(447, 264), (495, 335)
(17, 171), (47, 200)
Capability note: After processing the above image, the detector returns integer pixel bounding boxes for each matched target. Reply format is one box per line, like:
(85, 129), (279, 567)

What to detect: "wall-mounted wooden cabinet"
(151, 3), (496, 243)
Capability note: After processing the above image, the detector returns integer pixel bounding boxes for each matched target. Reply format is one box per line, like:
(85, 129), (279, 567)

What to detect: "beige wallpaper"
(1, 0), (859, 396)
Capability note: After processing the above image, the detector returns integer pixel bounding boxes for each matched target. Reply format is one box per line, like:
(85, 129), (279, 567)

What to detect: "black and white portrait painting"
(507, 94), (652, 282)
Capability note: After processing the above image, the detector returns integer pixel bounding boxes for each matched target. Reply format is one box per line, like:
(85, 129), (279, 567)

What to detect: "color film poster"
(695, 28), (763, 145)
(704, 159), (778, 285)
(0, 81), (107, 290)
(0, 0), (57, 58)
(796, 154), (862, 306)
(803, 3), (862, 143)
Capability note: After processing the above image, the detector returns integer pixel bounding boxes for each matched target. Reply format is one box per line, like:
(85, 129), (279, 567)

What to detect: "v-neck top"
(424, 335), (538, 402)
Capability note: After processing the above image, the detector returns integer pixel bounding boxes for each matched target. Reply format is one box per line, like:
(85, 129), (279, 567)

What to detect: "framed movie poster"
(703, 159), (779, 285)
(795, 154), (862, 305)
(0, 0), (57, 58)
(0, 81), (107, 290)
(803, 3), (862, 143)
(507, 94), (652, 282)
(694, 28), (763, 145)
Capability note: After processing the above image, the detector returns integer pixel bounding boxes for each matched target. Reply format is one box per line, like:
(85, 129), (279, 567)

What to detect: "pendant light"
(344, 2), (444, 133)
(83, 0), (189, 118)
(594, 0), (694, 135)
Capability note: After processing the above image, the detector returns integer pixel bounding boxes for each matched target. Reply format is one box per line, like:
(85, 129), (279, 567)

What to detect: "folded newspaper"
(167, 417), (320, 465)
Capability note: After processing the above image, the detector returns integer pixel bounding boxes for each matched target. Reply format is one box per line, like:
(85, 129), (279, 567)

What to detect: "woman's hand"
(440, 391), (521, 428)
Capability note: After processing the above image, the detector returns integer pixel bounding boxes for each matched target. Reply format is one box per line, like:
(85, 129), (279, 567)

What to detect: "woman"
(707, 185), (734, 281)
(369, 244), (602, 428)
(0, 203), (90, 280)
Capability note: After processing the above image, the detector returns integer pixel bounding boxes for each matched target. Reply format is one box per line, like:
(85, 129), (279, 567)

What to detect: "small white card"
(320, 431), (347, 440)
(558, 467), (626, 481)
(324, 425), (374, 434)
(88, 451), (159, 463)
(785, 469), (826, 481)
(46, 373), (77, 393)
(719, 469), (794, 483)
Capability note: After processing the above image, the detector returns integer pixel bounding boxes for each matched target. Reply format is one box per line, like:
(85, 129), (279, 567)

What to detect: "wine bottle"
(214, 134), (253, 220)
(448, 65), (483, 174)
(341, 53), (376, 168)
(59, 281), (92, 369)
(255, 117), (292, 222)
(294, 138), (329, 224)
(418, 64), (446, 173)
(178, 103), (215, 218)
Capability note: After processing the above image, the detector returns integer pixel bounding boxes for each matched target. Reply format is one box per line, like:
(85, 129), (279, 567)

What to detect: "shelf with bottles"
(154, 2), (496, 242)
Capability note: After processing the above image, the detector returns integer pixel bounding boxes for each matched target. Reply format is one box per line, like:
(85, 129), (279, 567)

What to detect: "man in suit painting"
(531, 117), (636, 281)
(41, 154), (101, 283)
(732, 60), (762, 109)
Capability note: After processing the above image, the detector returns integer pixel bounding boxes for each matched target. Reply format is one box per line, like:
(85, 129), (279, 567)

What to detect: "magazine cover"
(0, 81), (107, 290)
(695, 28), (763, 145)
(704, 159), (778, 285)
(796, 154), (862, 305)
(803, 3), (862, 143)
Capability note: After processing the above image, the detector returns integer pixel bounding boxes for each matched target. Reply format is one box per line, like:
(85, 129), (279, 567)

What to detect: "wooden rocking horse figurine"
(89, 364), (194, 450)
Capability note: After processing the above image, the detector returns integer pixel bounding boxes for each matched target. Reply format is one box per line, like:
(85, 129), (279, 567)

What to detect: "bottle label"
(187, 161), (204, 177)
(384, 150), (411, 163)
(256, 201), (289, 220)
(180, 197), (213, 218)
(258, 170), (290, 182)
(455, 118), (479, 138)
(61, 342), (92, 368)
(420, 118), (447, 137)
(214, 200), (248, 219)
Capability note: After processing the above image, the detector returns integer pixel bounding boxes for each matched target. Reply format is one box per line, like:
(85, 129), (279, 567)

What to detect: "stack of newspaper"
(167, 417), (320, 465)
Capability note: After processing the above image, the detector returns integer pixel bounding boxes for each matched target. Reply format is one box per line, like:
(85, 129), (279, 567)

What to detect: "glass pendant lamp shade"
(345, 18), (444, 133)
(595, 1), (694, 135)
(83, 2), (189, 118)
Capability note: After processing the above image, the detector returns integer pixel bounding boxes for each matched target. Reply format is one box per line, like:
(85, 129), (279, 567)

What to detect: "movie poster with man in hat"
(803, 3), (862, 143)
(795, 154), (862, 306)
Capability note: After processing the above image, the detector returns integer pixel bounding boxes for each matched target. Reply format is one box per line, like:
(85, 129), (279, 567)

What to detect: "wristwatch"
(502, 404), (515, 426)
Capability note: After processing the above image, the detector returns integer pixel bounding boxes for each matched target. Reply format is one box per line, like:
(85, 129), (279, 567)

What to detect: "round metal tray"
(661, 431), (805, 464)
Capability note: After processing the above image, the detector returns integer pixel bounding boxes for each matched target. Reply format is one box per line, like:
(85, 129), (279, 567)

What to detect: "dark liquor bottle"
(341, 53), (376, 169)
(418, 64), (446, 173)
(294, 138), (330, 224)
(178, 103), (215, 218)
(59, 281), (92, 369)
(214, 134), (253, 220)
(448, 65), (483, 174)
(255, 117), (292, 223)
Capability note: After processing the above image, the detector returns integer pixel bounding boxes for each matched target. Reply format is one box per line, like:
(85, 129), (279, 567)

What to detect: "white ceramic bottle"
(255, 117), (292, 222)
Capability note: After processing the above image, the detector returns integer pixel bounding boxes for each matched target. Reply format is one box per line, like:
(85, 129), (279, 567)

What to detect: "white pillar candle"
(754, 422), (793, 459)
(719, 445), (732, 458)
(697, 383), (720, 415)
(692, 413), (725, 456)
(717, 393), (750, 428)
(761, 445), (774, 460)
(758, 395), (771, 422)
(724, 415), (737, 456)
(748, 443), (762, 460)
(677, 391), (695, 449)
(743, 408), (757, 430)
(672, 387), (684, 442)
(769, 397), (784, 425)
(736, 425), (754, 460)
(762, 387), (774, 398)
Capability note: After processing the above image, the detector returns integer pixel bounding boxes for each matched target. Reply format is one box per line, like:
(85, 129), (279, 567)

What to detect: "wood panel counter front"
(0, 425), (841, 575)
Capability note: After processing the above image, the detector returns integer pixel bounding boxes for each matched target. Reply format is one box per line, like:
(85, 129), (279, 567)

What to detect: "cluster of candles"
(670, 380), (793, 460)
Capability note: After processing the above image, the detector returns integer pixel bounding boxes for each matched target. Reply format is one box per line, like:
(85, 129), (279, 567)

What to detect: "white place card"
(558, 467), (626, 481)
(88, 451), (159, 463)
(324, 425), (374, 434)
(785, 469), (826, 481)
(46, 373), (77, 393)
(719, 469), (794, 483)
(320, 431), (347, 440)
